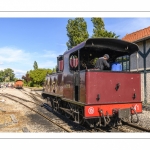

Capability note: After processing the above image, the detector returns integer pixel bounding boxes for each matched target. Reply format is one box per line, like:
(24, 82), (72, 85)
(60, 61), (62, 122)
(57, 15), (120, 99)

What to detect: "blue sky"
(0, 17), (150, 78)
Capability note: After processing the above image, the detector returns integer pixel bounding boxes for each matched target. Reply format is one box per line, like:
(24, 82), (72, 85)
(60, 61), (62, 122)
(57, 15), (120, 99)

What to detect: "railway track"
(1, 92), (106, 133)
(0, 93), (76, 132)
(2, 88), (148, 133)
(18, 88), (43, 104)
(20, 89), (107, 132)
(7, 89), (150, 132)
(113, 120), (150, 132)
(12, 88), (150, 133)
(120, 121), (150, 132)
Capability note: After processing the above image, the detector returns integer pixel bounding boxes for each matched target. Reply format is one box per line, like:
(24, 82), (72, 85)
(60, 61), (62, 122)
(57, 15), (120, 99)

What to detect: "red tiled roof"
(122, 26), (150, 42)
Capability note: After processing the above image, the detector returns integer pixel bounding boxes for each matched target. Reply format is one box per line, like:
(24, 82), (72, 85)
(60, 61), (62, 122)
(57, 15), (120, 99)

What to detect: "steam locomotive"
(42, 38), (142, 127)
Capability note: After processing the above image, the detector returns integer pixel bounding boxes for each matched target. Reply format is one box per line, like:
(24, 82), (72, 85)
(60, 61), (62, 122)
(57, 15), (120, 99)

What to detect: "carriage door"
(70, 53), (79, 101)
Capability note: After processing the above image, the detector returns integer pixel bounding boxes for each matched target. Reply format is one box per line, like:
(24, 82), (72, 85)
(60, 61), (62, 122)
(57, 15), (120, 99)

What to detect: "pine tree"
(33, 61), (38, 70)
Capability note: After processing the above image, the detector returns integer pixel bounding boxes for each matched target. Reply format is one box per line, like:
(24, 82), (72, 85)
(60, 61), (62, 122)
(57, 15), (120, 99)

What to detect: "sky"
(1, 17), (150, 79)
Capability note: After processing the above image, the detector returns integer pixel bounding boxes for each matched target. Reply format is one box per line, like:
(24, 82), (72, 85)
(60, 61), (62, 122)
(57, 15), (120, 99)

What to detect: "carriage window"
(116, 55), (129, 71)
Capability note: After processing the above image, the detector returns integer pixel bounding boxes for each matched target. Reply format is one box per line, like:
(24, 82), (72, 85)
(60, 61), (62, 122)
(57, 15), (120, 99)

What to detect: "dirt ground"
(0, 87), (64, 133)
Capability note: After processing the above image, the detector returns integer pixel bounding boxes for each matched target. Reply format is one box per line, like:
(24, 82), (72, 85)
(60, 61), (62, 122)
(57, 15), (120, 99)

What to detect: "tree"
(3, 68), (15, 81)
(28, 68), (53, 87)
(66, 18), (89, 50)
(22, 72), (31, 86)
(0, 70), (5, 82)
(91, 18), (119, 38)
(33, 61), (38, 70)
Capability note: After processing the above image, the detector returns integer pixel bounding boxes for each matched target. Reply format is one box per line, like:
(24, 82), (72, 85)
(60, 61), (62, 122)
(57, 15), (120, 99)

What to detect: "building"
(122, 26), (150, 103)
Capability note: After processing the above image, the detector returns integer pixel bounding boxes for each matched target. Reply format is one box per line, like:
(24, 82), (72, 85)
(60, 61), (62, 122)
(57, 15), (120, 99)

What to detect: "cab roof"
(63, 38), (139, 55)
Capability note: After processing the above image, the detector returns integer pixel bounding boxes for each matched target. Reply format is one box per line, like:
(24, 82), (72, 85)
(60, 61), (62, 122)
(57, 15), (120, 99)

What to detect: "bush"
(28, 81), (34, 87)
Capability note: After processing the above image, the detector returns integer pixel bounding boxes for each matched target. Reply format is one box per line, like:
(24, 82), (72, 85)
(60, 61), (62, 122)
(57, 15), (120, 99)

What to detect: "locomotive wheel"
(65, 103), (72, 119)
(65, 112), (71, 119)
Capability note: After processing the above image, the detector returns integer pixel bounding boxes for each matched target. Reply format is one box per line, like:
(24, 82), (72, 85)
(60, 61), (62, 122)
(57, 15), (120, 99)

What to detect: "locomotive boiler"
(42, 38), (142, 128)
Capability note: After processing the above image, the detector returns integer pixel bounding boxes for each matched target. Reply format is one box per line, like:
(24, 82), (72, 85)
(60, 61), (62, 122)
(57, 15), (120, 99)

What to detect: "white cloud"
(0, 47), (34, 78)
(13, 69), (27, 78)
(0, 47), (30, 63)
(0, 46), (60, 76)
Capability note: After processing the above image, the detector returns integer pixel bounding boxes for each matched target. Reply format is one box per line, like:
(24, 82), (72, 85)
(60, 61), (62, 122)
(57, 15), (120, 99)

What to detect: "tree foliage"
(66, 18), (89, 50)
(27, 69), (52, 87)
(33, 61), (38, 70)
(0, 70), (5, 82)
(91, 18), (119, 38)
(0, 68), (15, 82)
(22, 72), (31, 86)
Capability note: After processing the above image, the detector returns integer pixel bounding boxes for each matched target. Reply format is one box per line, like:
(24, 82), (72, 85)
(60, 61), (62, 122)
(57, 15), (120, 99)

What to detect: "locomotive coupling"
(130, 107), (139, 123)
(98, 109), (109, 127)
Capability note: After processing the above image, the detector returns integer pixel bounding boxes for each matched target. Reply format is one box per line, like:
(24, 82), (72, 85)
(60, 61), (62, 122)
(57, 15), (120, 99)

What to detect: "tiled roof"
(122, 26), (150, 42)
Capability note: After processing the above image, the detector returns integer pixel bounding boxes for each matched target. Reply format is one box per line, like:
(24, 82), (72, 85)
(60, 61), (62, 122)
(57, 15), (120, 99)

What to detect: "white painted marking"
(134, 104), (139, 111)
(88, 107), (94, 114)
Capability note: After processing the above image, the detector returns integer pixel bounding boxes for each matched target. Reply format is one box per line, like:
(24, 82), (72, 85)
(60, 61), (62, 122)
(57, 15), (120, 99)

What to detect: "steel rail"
(18, 89), (44, 104)
(122, 120), (150, 132)
(1, 93), (42, 106)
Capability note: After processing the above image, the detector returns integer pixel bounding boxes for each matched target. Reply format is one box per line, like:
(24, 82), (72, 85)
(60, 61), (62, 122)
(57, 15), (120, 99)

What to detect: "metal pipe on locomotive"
(41, 38), (142, 128)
